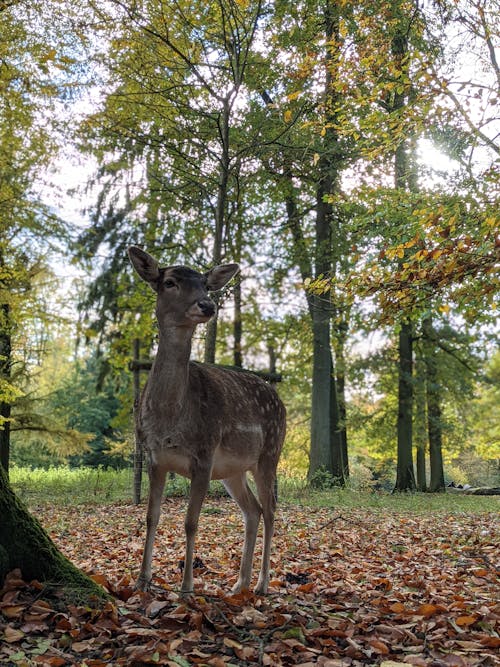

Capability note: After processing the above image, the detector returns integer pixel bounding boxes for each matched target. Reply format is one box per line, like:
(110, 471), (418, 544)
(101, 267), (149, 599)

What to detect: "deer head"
(128, 246), (239, 329)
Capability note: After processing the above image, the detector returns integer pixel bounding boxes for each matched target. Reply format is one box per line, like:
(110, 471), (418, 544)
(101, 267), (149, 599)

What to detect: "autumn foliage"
(1, 498), (498, 666)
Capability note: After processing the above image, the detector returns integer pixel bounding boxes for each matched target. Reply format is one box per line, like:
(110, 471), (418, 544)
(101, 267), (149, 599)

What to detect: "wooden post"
(132, 338), (143, 505)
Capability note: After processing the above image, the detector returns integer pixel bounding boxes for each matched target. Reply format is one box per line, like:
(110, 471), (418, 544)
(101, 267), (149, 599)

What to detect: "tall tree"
(0, 0), (106, 598)
(253, 0), (352, 485)
(0, 0), (72, 472)
(422, 317), (446, 492)
(77, 0), (268, 365)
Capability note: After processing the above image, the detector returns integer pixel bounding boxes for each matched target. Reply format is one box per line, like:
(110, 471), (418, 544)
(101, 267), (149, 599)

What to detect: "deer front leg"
(181, 466), (211, 594)
(136, 465), (167, 591)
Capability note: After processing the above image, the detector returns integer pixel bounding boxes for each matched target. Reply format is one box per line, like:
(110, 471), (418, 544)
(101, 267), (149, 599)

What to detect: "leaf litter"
(1, 499), (499, 666)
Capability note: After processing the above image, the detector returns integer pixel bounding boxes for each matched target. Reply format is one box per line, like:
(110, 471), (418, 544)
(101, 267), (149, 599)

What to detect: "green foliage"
(54, 356), (128, 469)
(468, 352), (500, 462)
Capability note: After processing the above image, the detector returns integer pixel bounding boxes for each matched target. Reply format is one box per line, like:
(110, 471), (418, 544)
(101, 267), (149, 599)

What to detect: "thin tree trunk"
(309, 304), (333, 481)
(330, 356), (345, 484)
(394, 320), (416, 491)
(232, 211), (243, 368)
(205, 98), (230, 364)
(0, 303), (12, 475)
(132, 338), (143, 505)
(415, 346), (428, 491)
(333, 320), (349, 480)
(423, 317), (445, 492)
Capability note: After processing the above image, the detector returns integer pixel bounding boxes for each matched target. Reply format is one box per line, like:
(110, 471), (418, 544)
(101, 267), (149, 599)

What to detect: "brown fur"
(129, 247), (286, 594)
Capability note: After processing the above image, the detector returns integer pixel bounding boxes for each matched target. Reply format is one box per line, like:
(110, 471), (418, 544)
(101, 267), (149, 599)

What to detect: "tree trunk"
(308, 0), (343, 485)
(0, 464), (104, 598)
(391, 18), (416, 492)
(394, 320), (416, 491)
(423, 317), (446, 492)
(0, 303), (12, 474)
(333, 320), (349, 480)
(232, 212), (243, 368)
(205, 97), (231, 364)
(132, 338), (143, 505)
(330, 356), (346, 485)
(415, 346), (427, 491)
(309, 302), (333, 482)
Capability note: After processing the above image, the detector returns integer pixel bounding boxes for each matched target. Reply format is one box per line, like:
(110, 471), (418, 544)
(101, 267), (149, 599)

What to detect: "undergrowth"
(9, 465), (499, 514)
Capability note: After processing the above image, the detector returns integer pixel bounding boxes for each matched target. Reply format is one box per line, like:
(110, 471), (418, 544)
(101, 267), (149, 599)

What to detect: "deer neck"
(146, 326), (193, 418)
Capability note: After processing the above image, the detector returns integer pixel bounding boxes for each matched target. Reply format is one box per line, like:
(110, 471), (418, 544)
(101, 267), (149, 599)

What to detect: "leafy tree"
(0, 0), (75, 472)
(469, 351), (500, 467)
(75, 0), (270, 365)
(56, 356), (127, 469)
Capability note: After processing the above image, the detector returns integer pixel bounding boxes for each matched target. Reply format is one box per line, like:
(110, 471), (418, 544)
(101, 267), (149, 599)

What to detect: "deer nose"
(197, 299), (215, 317)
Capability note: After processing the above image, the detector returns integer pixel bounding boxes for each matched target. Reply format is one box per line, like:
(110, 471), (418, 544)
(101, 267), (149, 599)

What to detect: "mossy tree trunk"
(0, 464), (104, 599)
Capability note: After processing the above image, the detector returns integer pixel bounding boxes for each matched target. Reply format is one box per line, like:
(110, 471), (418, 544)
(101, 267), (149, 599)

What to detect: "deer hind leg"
(181, 466), (211, 594)
(136, 464), (167, 591)
(252, 458), (278, 595)
(223, 473), (262, 593)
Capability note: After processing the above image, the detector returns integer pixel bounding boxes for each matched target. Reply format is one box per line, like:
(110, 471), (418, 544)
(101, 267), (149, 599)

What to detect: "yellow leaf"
(284, 110), (292, 123)
(43, 48), (57, 62)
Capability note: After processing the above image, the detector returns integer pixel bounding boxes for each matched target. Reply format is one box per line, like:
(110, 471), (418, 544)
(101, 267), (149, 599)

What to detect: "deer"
(128, 246), (286, 595)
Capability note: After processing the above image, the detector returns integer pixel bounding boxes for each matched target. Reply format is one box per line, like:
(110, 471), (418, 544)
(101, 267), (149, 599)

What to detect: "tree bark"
(333, 320), (349, 480)
(394, 320), (417, 491)
(308, 0), (344, 486)
(309, 303), (333, 481)
(423, 317), (446, 492)
(205, 97), (231, 364)
(0, 303), (12, 474)
(415, 345), (427, 491)
(391, 18), (416, 493)
(232, 212), (243, 368)
(0, 464), (104, 598)
(132, 338), (143, 505)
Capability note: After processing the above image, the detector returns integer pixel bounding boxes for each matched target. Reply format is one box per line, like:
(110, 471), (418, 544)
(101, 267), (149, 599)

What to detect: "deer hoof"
(254, 577), (269, 595)
(135, 576), (152, 592)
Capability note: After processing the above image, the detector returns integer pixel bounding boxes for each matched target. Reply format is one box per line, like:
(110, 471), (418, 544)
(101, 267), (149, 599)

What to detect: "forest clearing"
(1, 487), (499, 667)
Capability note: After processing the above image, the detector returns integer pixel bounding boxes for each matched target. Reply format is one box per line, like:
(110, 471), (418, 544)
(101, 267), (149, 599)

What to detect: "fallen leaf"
(3, 625), (25, 642)
(455, 615), (477, 626)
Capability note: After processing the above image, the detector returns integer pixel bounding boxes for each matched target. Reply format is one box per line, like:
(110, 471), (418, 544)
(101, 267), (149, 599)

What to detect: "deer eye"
(164, 279), (176, 289)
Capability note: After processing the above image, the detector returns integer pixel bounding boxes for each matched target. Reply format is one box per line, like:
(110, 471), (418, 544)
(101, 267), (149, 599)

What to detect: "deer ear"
(206, 263), (240, 291)
(128, 246), (160, 289)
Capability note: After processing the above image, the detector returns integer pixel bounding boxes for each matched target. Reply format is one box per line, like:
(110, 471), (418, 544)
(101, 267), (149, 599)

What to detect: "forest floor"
(1, 497), (499, 667)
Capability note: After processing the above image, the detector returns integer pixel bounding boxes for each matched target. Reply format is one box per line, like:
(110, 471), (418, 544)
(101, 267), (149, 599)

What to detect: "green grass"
(9, 465), (499, 514)
(293, 486), (499, 514)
